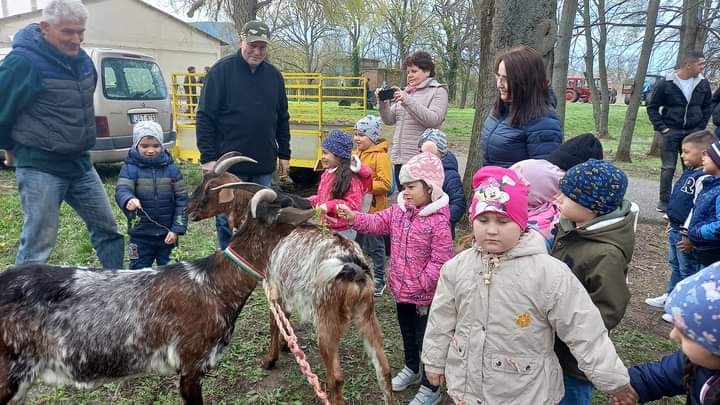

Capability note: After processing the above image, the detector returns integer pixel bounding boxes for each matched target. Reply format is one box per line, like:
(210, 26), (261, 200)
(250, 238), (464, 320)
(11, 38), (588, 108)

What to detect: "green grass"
(0, 103), (677, 403)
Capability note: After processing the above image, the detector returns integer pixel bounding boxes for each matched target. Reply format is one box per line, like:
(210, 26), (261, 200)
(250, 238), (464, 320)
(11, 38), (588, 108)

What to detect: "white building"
(0, 0), (227, 82)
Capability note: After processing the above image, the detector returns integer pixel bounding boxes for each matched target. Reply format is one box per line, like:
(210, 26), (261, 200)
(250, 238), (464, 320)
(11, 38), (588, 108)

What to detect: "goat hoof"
(261, 358), (277, 370)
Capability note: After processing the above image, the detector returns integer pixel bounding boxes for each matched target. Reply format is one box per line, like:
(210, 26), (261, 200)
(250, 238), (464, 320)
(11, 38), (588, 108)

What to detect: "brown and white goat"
(0, 159), (314, 405)
(188, 172), (393, 405)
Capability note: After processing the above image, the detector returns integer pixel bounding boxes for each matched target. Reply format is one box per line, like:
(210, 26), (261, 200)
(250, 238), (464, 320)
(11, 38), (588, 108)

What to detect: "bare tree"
(552, 0), (579, 125)
(431, 0), (475, 102)
(323, 0), (380, 77)
(596, 0), (611, 138)
(463, 0), (557, 201)
(271, 0), (333, 72)
(378, 0), (430, 73)
(582, 0), (603, 135)
(181, 0), (272, 34)
(615, 0), (660, 162)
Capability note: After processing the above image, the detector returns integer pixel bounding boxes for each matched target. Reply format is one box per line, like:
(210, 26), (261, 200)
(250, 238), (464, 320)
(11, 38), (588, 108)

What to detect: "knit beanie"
(354, 115), (382, 144)
(470, 166), (529, 230)
(665, 262), (720, 356)
(322, 129), (353, 160)
(559, 159), (628, 216)
(399, 142), (445, 201)
(418, 128), (448, 157)
(132, 121), (164, 149)
(547, 133), (604, 171)
(707, 142), (720, 168)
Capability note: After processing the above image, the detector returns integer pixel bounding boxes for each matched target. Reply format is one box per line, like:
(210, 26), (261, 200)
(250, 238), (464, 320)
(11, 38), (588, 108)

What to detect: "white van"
(0, 47), (175, 163)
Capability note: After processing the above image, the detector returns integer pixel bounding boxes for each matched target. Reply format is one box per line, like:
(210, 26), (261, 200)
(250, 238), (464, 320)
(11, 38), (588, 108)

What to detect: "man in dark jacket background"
(196, 20), (291, 249)
(0, 0), (124, 268)
(647, 51), (713, 212)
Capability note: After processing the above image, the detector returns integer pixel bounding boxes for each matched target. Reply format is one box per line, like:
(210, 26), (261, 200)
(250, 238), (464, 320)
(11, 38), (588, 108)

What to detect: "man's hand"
(2, 150), (14, 167)
(278, 159), (290, 177)
(610, 385), (638, 404)
(425, 371), (445, 387)
(678, 235), (694, 253)
(201, 160), (216, 173)
(126, 198), (142, 211)
(165, 231), (178, 245)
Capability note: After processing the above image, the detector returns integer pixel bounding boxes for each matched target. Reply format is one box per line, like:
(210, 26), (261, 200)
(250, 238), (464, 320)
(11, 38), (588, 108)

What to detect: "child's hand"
(610, 385), (638, 405)
(318, 203), (328, 214)
(335, 204), (356, 222)
(165, 231), (177, 245)
(126, 198), (142, 211)
(425, 371), (444, 387)
(677, 235), (694, 253)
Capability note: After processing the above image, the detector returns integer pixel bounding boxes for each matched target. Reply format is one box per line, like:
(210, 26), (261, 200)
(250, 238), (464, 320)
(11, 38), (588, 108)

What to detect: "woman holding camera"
(481, 45), (562, 168)
(376, 51), (449, 187)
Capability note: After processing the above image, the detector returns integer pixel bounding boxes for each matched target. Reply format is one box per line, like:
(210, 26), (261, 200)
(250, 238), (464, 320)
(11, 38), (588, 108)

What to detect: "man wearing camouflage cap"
(196, 20), (291, 249)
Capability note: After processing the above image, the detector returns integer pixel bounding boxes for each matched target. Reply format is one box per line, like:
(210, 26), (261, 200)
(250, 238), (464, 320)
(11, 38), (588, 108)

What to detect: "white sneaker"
(391, 365), (421, 392)
(645, 293), (668, 308)
(662, 313), (673, 323)
(408, 385), (442, 405)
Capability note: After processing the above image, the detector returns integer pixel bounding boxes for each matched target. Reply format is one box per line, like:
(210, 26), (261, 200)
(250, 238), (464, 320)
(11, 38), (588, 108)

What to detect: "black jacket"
(196, 53), (290, 175)
(712, 87), (720, 127)
(646, 72), (712, 132)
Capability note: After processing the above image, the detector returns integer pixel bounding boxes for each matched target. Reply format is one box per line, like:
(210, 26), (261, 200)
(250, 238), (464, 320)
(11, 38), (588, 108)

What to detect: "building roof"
(191, 21), (238, 45)
(0, 0), (228, 46)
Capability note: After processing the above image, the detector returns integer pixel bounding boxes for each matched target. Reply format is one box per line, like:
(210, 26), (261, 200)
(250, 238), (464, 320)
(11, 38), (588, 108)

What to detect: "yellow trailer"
(170, 72), (368, 182)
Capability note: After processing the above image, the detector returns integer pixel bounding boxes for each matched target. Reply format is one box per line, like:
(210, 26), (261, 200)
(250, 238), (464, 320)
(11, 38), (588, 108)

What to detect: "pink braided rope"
(263, 280), (331, 405)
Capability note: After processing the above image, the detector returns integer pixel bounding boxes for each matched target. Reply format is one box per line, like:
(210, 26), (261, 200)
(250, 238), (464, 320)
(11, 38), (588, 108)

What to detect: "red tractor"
(566, 76), (617, 104)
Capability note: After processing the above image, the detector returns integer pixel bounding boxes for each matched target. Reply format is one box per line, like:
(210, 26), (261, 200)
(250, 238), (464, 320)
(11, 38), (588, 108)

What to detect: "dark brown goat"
(187, 167), (393, 405)
(0, 155), (314, 405)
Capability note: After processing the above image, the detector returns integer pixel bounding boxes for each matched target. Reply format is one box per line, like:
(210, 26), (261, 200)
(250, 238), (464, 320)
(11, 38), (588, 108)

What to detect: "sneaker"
(391, 366), (421, 392)
(374, 283), (386, 297)
(644, 293), (668, 308)
(662, 313), (673, 323)
(656, 201), (668, 213)
(409, 385), (442, 405)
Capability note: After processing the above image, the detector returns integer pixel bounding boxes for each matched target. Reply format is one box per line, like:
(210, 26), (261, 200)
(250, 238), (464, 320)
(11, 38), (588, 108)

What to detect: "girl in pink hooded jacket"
(308, 130), (371, 240)
(337, 142), (454, 405)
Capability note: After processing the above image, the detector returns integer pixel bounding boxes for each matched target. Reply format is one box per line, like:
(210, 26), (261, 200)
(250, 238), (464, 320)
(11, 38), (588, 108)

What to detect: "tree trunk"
(1, 0), (8, 18)
(596, 0), (610, 138)
(676, 0), (701, 68)
(582, 0), (602, 135)
(615, 0), (660, 162)
(230, 0), (261, 35)
(459, 64), (472, 109)
(464, 0), (556, 201)
(648, 132), (662, 157)
(551, 0), (579, 126)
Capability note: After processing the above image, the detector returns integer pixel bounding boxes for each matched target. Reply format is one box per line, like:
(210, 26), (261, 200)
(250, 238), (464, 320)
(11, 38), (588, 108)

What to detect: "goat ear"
(276, 207), (315, 226)
(218, 188), (234, 204)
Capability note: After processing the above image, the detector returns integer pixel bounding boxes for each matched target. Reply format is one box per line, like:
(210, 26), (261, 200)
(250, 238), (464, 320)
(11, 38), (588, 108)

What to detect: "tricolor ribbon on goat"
(223, 247), (266, 281)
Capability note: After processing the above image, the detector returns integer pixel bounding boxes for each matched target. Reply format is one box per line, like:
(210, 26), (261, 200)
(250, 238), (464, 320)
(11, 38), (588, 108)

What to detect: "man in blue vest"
(0, 0), (124, 268)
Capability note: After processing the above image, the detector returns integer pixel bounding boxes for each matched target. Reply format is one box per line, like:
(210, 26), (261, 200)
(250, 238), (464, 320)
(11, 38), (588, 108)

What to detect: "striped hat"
(706, 141), (720, 168)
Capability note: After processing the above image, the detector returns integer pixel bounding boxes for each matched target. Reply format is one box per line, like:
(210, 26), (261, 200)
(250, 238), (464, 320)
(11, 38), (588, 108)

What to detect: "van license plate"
(130, 113), (158, 124)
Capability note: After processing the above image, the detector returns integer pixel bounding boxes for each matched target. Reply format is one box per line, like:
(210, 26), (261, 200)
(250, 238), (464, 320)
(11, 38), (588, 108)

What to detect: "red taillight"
(95, 116), (109, 138)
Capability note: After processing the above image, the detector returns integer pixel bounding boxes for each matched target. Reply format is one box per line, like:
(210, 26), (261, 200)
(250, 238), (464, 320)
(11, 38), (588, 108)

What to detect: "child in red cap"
(420, 166), (637, 405)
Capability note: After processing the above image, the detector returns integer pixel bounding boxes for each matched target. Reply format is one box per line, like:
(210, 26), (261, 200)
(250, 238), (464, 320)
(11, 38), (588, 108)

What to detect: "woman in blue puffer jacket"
(481, 45), (563, 168)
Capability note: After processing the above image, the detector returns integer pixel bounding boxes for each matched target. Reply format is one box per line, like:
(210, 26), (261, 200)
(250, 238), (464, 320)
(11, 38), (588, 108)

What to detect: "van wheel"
(289, 168), (320, 186)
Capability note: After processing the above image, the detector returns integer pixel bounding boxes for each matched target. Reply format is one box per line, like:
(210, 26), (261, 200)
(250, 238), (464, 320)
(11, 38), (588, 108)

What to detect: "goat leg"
(355, 300), (393, 405)
(179, 370), (204, 405)
(318, 315), (350, 405)
(261, 310), (281, 369)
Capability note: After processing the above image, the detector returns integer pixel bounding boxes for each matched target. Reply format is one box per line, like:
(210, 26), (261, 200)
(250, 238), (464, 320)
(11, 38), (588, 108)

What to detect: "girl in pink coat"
(308, 130), (371, 240)
(337, 142), (454, 405)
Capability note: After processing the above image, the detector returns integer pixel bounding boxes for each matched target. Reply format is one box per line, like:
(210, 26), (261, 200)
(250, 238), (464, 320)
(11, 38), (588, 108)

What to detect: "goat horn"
(209, 181), (253, 192)
(213, 153), (258, 175)
(250, 188), (278, 218)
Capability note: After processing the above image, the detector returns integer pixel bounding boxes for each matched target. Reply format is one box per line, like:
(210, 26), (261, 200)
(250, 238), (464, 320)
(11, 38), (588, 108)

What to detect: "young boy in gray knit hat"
(550, 159), (636, 404)
(115, 121), (188, 269)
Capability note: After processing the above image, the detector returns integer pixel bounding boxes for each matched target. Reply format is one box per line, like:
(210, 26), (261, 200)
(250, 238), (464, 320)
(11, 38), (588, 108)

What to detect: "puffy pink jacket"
(308, 168), (368, 231)
(351, 192), (454, 305)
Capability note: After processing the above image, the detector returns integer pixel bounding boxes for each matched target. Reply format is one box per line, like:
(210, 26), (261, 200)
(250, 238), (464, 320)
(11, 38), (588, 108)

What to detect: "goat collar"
(223, 246), (266, 281)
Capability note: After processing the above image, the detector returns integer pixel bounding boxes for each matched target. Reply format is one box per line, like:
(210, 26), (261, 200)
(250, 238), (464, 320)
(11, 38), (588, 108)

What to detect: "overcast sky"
(4, 0), (201, 21)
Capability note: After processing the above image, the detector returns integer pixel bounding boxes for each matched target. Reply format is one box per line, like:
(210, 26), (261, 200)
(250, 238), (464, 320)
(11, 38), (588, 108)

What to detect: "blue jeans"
(15, 167), (124, 269)
(216, 172), (274, 249)
(667, 227), (701, 294)
(356, 233), (385, 287)
(560, 373), (593, 405)
(128, 236), (174, 269)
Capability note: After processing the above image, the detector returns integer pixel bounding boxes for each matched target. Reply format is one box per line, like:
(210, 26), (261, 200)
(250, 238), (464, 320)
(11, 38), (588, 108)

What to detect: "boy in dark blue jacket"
(687, 140), (720, 268)
(418, 129), (466, 237)
(645, 130), (713, 313)
(115, 121), (188, 269)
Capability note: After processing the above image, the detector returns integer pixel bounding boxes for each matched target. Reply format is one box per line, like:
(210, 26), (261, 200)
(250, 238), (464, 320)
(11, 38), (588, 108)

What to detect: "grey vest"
(12, 75), (96, 155)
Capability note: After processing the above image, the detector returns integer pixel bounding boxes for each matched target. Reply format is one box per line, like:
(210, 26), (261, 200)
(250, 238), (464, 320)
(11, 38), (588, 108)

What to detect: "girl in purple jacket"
(337, 142), (454, 405)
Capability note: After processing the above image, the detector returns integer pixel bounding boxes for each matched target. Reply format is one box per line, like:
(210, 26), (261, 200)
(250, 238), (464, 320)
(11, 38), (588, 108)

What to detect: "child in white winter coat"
(420, 166), (637, 405)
